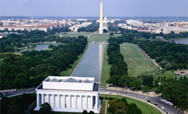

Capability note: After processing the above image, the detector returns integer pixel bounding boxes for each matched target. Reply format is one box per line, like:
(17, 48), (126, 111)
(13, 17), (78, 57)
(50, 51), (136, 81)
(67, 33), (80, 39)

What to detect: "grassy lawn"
(60, 46), (88, 76)
(154, 70), (177, 78)
(114, 33), (122, 37)
(56, 32), (92, 38)
(88, 33), (109, 42)
(120, 43), (159, 77)
(100, 94), (161, 114)
(101, 45), (111, 86)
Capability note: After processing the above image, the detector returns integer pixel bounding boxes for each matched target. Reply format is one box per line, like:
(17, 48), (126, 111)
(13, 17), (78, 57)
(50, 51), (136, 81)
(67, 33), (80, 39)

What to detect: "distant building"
(137, 27), (150, 32)
(76, 19), (88, 21)
(34, 76), (100, 113)
(126, 19), (143, 26)
(162, 27), (188, 34)
(0, 34), (4, 38)
(69, 22), (92, 32)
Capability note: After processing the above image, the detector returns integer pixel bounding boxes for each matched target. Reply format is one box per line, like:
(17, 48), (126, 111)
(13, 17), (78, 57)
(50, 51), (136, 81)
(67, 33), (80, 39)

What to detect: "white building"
(34, 76), (101, 113)
(126, 19), (143, 26)
(162, 27), (188, 34)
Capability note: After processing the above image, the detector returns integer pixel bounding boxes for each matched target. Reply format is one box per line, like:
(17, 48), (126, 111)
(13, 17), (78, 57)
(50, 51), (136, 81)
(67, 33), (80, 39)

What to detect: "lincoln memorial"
(34, 76), (101, 113)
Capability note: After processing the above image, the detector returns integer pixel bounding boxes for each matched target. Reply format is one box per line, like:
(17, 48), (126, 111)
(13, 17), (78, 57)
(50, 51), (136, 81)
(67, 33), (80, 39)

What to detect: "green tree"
(142, 75), (154, 87)
(31, 44), (36, 48)
(130, 80), (142, 90)
(39, 103), (52, 114)
(110, 32), (114, 36)
(82, 110), (88, 114)
(108, 99), (128, 114)
(8, 105), (21, 114)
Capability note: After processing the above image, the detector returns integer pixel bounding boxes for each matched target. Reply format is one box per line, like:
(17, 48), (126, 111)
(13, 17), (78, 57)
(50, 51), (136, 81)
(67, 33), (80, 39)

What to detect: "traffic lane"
(0, 88), (35, 99)
(100, 88), (184, 114)
(146, 97), (184, 114)
(100, 88), (146, 99)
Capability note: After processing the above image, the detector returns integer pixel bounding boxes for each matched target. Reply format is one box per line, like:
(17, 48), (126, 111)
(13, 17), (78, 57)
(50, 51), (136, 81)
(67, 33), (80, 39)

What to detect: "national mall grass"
(88, 33), (109, 42)
(101, 45), (111, 86)
(154, 70), (177, 78)
(120, 43), (159, 77)
(56, 32), (91, 38)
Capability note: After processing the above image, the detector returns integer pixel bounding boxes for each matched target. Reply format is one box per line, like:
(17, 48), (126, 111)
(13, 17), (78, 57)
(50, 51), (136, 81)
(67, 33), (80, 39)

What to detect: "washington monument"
(99, 1), (103, 34)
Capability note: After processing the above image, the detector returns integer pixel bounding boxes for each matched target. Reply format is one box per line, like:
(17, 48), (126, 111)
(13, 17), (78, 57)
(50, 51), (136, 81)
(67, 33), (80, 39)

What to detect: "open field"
(60, 46), (88, 76)
(154, 70), (178, 78)
(56, 32), (91, 38)
(120, 43), (159, 77)
(114, 33), (122, 37)
(101, 45), (111, 86)
(100, 94), (161, 114)
(88, 33), (109, 42)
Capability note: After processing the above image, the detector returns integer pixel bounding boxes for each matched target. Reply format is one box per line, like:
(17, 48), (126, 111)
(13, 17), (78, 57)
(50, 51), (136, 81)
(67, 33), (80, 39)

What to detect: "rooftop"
(44, 76), (94, 83)
(40, 76), (96, 91)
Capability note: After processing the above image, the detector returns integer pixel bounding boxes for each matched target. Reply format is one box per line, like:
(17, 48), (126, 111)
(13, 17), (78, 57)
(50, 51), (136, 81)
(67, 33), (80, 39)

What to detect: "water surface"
(173, 38), (188, 45)
(71, 43), (105, 82)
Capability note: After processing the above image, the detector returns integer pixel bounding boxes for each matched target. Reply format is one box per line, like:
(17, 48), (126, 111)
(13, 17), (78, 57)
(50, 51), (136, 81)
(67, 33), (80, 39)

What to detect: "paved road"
(0, 88), (35, 99)
(100, 88), (184, 114)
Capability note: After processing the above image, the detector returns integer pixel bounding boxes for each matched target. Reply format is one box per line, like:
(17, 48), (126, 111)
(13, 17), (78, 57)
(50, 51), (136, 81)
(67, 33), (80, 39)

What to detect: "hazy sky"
(0, 0), (188, 17)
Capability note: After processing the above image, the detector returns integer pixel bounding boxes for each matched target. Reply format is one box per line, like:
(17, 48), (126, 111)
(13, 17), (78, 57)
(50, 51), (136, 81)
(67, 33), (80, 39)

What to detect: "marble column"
(86, 95), (88, 109)
(69, 95), (71, 109)
(95, 95), (98, 110)
(47, 94), (50, 103)
(64, 95), (66, 108)
(91, 96), (93, 109)
(52, 94), (54, 108)
(41, 94), (44, 105)
(75, 95), (77, 109)
(57, 94), (59, 108)
(37, 94), (40, 107)
(81, 95), (83, 109)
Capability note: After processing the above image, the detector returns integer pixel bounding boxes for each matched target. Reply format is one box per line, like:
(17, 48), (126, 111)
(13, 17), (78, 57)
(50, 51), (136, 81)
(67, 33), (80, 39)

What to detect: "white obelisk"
(99, 1), (103, 34)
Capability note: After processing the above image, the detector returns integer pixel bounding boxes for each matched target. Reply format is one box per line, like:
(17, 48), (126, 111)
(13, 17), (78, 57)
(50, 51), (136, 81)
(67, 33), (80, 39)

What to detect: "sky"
(0, 0), (188, 17)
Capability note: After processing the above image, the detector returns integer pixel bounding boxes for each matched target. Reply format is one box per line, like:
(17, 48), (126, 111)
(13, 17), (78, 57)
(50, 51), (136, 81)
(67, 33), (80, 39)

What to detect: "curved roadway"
(100, 88), (184, 114)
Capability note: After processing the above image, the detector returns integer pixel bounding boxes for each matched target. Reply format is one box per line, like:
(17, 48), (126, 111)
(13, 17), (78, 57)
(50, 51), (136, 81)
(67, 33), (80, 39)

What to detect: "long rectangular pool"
(71, 43), (105, 82)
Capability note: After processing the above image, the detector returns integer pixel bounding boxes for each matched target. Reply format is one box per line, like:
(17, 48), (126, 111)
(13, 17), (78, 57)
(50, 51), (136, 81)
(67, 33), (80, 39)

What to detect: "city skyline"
(0, 0), (188, 17)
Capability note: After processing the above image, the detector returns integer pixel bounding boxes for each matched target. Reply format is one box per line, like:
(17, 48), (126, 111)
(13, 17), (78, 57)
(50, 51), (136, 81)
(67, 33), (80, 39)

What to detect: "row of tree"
(106, 37), (128, 86)
(0, 36), (87, 89)
(136, 39), (188, 69)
